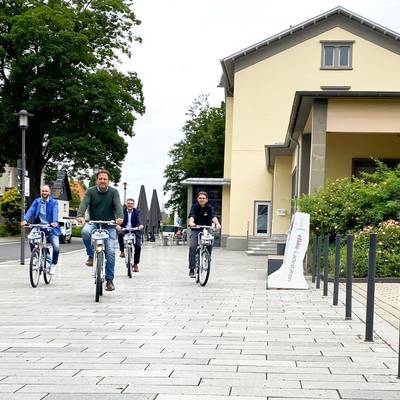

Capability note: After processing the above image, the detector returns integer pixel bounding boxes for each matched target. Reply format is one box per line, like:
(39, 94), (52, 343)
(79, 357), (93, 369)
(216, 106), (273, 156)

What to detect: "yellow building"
(219, 6), (400, 252)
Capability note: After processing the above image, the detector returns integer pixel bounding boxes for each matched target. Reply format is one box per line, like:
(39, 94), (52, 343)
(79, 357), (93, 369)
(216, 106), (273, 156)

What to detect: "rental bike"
(120, 227), (140, 278)
(193, 225), (214, 286)
(89, 220), (116, 302)
(26, 224), (53, 287)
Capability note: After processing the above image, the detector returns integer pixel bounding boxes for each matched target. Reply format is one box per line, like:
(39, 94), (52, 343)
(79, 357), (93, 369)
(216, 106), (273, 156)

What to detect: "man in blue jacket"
(117, 198), (143, 272)
(22, 185), (60, 275)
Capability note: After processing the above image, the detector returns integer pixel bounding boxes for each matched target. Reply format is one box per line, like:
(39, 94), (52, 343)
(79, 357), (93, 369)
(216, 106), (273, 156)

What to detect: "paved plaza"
(0, 243), (399, 399)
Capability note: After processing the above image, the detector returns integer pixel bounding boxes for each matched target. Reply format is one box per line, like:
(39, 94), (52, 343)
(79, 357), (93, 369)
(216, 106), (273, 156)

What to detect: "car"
(59, 219), (72, 243)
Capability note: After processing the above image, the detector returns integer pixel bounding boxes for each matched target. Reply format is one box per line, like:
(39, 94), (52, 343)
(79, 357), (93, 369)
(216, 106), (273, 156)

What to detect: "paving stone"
(0, 245), (398, 399)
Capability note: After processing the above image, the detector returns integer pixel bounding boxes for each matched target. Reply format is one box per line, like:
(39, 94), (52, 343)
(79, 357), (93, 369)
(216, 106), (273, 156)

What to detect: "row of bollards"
(311, 232), (399, 378)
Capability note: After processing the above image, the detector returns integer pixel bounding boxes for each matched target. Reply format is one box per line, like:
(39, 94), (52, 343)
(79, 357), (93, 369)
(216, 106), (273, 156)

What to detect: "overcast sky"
(118, 0), (400, 208)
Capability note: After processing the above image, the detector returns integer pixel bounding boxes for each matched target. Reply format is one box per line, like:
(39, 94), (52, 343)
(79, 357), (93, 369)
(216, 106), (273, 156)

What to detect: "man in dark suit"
(117, 198), (144, 272)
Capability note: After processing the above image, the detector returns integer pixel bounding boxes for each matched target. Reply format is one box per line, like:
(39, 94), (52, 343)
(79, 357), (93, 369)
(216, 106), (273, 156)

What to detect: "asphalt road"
(0, 237), (84, 264)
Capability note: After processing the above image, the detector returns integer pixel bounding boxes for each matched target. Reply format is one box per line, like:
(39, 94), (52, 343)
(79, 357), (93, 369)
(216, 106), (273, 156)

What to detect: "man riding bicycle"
(188, 191), (221, 278)
(77, 169), (123, 291)
(117, 198), (144, 272)
(21, 185), (60, 275)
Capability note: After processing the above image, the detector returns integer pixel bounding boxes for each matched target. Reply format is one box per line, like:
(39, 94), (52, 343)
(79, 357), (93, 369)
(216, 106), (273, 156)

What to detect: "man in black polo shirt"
(188, 191), (221, 278)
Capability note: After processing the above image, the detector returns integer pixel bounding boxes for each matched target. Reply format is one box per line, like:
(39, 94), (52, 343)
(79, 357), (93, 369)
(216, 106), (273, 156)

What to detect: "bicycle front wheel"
(43, 248), (52, 285)
(29, 248), (41, 288)
(199, 249), (211, 286)
(126, 245), (132, 278)
(95, 251), (104, 302)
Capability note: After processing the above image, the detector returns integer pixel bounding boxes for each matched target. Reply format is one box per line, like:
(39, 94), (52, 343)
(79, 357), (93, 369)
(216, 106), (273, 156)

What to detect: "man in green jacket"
(77, 169), (123, 291)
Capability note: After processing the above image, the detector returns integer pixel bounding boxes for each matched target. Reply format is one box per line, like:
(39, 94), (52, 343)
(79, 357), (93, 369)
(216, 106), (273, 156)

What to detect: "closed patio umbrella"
(137, 185), (149, 238)
(148, 189), (161, 241)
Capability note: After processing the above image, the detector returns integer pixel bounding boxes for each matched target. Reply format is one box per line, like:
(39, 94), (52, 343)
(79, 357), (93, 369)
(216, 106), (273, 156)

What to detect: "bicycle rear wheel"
(199, 249), (211, 286)
(125, 245), (132, 278)
(95, 252), (104, 302)
(29, 248), (41, 288)
(43, 248), (52, 285)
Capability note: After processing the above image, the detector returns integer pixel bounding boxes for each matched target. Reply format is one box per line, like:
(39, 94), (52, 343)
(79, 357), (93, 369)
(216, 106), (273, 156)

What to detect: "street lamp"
(15, 109), (33, 265)
(123, 182), (127, 204)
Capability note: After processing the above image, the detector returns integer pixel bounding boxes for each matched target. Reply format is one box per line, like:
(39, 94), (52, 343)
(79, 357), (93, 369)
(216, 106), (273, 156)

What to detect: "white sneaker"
(50, 264), (56, 275)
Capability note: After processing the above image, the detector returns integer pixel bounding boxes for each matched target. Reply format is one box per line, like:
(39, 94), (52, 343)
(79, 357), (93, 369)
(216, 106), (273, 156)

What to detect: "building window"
(321, 42), (353, 69)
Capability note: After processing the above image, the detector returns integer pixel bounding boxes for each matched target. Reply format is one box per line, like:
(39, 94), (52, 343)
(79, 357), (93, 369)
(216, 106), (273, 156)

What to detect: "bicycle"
(120, 227), (140, 278)
(89, 220), (116, 302)
(193, 225), (214, 286)
(26, 224), (53, 288)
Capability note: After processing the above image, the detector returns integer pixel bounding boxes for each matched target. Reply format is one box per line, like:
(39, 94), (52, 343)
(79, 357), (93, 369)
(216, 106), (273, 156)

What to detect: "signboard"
(267, 212), (310, 290)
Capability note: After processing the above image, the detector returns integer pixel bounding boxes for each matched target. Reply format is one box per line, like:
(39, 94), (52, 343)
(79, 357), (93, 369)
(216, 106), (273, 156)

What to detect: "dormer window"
(321, 41), (353, 69)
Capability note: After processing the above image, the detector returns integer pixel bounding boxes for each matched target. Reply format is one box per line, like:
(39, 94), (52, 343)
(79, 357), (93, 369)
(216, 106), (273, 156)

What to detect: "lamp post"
(15, 110), (33, 265)
(123, 182), (127, 204)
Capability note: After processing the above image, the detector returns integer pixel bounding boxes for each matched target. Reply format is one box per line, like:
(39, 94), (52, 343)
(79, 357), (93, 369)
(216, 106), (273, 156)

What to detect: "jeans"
(81, 223), (116, 281)
(188, 230), (212, 269)
(118, 231), (142, 264)
(29, 230), (60, 265)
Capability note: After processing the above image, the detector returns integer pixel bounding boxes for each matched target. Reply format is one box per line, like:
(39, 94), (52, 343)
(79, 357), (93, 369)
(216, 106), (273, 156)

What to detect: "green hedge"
(72, 226), (83, 237)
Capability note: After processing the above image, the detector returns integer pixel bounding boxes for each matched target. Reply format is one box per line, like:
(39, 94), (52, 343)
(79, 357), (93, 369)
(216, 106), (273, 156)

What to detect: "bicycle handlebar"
(88, 220), (117, 226)
(26, 224), (51, 229)
(121, 227), (141, 232)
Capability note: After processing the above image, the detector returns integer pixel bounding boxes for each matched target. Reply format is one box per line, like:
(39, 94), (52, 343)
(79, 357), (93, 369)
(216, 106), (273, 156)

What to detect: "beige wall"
(328, 99), (400, 133)
(223, 97), (234, 179)
(221, 185), (230, 235)
(226, 26), (400, 237)
(272, 156), (292, 234)
(325, 132), (400, 181)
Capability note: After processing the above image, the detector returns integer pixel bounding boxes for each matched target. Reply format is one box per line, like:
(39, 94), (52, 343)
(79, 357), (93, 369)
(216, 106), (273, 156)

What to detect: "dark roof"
(47, 170), (72, 201)
(220, 6), (400, 95)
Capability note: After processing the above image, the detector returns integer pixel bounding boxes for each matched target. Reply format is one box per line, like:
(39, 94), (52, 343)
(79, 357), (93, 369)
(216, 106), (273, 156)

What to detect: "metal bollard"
(345, 234), (354, 320)
(365, 233), (377, 342)
(316, 235), (321, 289)
(312, 236), (317, 283)
(398, 320), (400, 379)
(323, 235), (329, 296)
(333, 234), (341, 306)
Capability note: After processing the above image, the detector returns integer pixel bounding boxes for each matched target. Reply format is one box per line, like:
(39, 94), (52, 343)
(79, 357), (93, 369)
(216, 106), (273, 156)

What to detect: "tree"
(0, 0), (145, 201)
(164, 95), (225, 218)
(0, 187), (21, 233)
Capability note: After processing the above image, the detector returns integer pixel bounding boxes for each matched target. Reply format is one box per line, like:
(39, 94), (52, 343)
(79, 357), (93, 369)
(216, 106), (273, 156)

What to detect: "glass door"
(254, 201), (271, 236)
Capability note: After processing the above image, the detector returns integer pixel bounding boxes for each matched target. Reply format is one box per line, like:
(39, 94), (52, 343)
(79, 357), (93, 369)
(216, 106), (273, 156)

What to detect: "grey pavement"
(0, 243), (399, 399)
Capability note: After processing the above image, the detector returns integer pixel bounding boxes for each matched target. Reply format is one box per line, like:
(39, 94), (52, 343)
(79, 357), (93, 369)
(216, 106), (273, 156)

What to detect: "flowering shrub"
(298, 162), (400, 237)
(339, 220), (400, 278)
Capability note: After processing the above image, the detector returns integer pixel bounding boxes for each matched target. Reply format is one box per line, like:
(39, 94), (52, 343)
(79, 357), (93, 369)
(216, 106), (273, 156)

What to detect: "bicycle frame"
(89, 222), (110, 279)
(27, 224), (52, 266)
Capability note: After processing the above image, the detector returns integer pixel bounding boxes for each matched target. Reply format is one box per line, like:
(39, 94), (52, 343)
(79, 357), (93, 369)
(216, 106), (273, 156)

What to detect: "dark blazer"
(121, 208), (142, 228)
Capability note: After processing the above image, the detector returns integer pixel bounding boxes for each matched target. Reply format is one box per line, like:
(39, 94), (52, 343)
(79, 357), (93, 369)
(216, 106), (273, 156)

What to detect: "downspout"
(289, 136), (300, 211)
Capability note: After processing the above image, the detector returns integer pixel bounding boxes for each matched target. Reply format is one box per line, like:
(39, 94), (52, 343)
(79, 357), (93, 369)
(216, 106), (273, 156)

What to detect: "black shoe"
(85, 256), (93, 267)
(189, 269), (195, 278)
(105, 280), (115, 291)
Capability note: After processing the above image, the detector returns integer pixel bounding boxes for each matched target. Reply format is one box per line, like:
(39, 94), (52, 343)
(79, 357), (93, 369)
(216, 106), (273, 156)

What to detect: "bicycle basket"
(124, 233), (136, 242)
(91, 230), (109, 240)
(201, 233), (214, 246)
(28, 228), (41, 240)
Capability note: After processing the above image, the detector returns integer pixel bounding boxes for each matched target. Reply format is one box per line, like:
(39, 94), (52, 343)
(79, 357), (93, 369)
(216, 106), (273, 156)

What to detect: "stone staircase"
(245, 234), (287, 256)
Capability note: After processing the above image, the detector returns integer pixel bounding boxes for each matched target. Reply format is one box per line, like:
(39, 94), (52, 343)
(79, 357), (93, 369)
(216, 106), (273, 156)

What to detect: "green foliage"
(336, 220), (400, 278)
(298, 162), (400, 236)
(0, 187), (21, 233)
(163, 95), (225, 218)
(0, 0), (145, 200)
(0, 224), (9, 237)
(72, 225), (82, 237)
(70, 189), (81, 210)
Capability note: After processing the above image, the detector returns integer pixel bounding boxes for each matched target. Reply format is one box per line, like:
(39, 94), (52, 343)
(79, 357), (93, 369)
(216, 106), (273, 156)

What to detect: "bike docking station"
(266, 212), (310, 290)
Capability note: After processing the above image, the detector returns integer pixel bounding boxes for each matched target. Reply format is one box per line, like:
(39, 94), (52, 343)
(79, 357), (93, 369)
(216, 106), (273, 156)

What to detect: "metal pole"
(316, 235), (321, 289)
(312, 236), (317, 283)
(345, 234), (353, 320)
(20, 127), (26, 265)
(397, 320), (400, 379)
(365, 233), (377, 342)
(323, 234), (329, 296)
(333, 234), (341, 305)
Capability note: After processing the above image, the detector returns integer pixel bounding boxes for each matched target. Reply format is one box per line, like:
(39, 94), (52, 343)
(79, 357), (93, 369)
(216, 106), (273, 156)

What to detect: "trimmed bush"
(72, 226), (83, 237)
